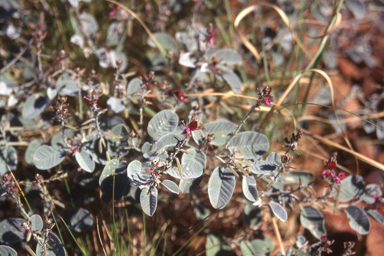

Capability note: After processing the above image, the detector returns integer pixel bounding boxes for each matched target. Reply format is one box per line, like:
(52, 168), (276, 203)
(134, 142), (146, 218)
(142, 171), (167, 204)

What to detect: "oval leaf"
(147, 110), (179, 140)
(204, 120), (237, 146)
(338, 175), (365, 202)
(100, 160), (128, 204)
(300, 206), (326, 239)
(182, 148), (207, 169)
(147, 32), (178, 53)
(0, 245), (17, 256)
(208, 167), (236, 209)
(22, 93), (48, 120)
(207, 49), (242, 65)
(0, 146), (17, 176)
(250, 152), (281, 174)
(61, 207), (93, 232)
(25, 138), (44, 165)
(345, 0), (365, 19)
(206, 233), (234, 256)
(367, 209), (384, 224)
(36, 231), (66, 256)
(162, 179), (179, 194)
(227, 131), (269, 159)
(179, 176), (203, 194)
(29, 214), (43, 232)
(33, 145), (66, 170)
(127, 160), (152, 187)
(167, 161), (203, 180)
(217, 65), (242, 94)
(0, 218), (26, 244)
(75, 149), (95, 173)
(278, 170), (313, 185)
(127, 78), (143, 99)
(243, 201), (263, 228)
(242, 176), (258, 202)
(107, 97), (125, 113)
(345, 205), (371, 235)
(140, 187), (158, 216)
(268, 202), (287, 222)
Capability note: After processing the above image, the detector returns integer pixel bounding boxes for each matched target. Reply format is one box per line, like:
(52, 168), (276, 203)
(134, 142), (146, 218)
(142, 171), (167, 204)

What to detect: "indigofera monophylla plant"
(0, 0), (384, 255)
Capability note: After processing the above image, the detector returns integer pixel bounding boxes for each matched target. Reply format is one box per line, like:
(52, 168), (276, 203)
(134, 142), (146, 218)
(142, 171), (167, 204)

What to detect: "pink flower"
(173, 89), (187, 103)
(265, 96), (271, 106)
(209, 37), (215, 45)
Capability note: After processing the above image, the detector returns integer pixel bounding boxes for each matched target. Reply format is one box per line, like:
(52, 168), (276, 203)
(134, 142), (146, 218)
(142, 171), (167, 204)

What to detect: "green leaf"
(367, 209), (384, 224)
(300, 206), (326, 239)
(25, 138), (44, 165)
(162, 179), (179, 194)
(178, 52), (197, 68)
(36, 231), (66, 256)
(206, 233), (234, 256)
(338, 175), (365, 202)
(22, 93), (48, 120)
(145, 53), (168, 70)
(360, 184), (382, 204)
(108, 123), (130, 142)
(363, 119), (375, 134)
(227, 131), (269, 160)
(61, 207), (93, 232)
(140, 187), (158, 216)
(377, 119), (384, 140)
(242, 176), (258, 202)
(167, 161), (204, 179)
(33, 145), (66, 170)
(204, 120), (237, 146)
(278, 171), (313, 185)
(147, 32), (179, 53)
(147, 110), (179, 140)
(345, 205), (371, 235)
(107, 97), (125, 113)
(0, 146), (17, 176)
(29, 214), (43, 232)
(127, 78), (143, 99)
(249, 152), (281, 174)
(181, 148), (207, 169)
(79, 12), (98, 37)
(194, 201), (211, 220)
(127, 160), (152, 187)
(240, 237), (275, 256)
(268, 202), (287, 222)
(217, 65), (242, 94)
(179, 176), (203, 194)
(345, 0), (365, 19)
(207, 49), (242, 65)
(0, 245), (17, 256)
(144, 134), (184, 158)
(98, 116), (125, 131)
(106, 22), (120, 46)
(243, 201), (263, 228)
(55, 72), (78, 96)
(100, 160), (128, 204)
(75, 149), (95, 173)
(0, 218), (26, 244)
(51, 129), (77, 150)
(208, 167), (236, 209)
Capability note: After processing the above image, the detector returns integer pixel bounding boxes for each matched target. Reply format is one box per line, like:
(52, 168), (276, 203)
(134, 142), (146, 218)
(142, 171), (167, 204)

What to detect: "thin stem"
(0, 45), (29, 74)
(224, 102), (260, 148)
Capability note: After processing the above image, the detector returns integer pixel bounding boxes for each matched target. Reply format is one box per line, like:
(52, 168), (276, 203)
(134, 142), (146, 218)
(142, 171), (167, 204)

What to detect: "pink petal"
(209, 37), (214, 45)
(265, 97), (270, 106)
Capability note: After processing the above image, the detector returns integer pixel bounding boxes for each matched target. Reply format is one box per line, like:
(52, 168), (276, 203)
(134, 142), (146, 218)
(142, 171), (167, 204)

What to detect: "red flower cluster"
(173, 89), (188, 103)
(182, 119), (202, 133)
(202, 23), (217, 46)
(322, 159), (345, 184)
